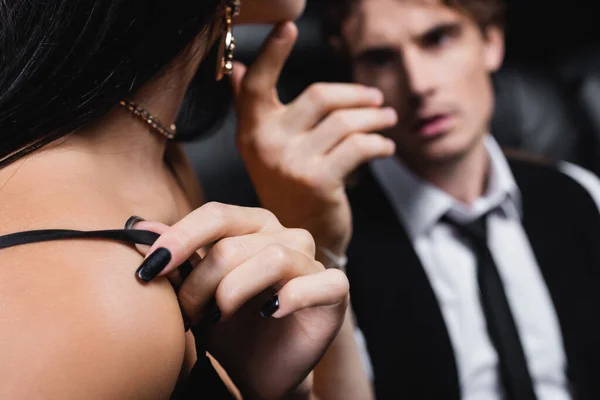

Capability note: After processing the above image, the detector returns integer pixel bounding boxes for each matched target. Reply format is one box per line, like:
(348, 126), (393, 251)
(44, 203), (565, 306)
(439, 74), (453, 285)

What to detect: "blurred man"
(232, 0), (600, 398)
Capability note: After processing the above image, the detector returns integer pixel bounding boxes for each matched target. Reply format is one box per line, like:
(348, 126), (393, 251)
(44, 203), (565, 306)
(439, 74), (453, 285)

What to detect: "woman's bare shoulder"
(0, 148), (193, 398)
(0, 215), (186, 399)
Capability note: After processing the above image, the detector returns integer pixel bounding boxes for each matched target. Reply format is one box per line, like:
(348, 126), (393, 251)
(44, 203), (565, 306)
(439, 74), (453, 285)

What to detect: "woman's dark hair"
(0, 0), (230, 167)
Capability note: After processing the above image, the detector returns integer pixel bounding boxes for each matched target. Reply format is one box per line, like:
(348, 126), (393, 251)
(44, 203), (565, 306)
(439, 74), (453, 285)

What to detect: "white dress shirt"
(363, 135), (600, 400)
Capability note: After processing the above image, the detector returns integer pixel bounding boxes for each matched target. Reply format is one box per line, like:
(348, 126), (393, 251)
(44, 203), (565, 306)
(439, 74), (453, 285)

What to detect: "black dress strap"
(0, 227), (235, 399)
(0, 228), (196, 280)
(0, 228), (160, 249)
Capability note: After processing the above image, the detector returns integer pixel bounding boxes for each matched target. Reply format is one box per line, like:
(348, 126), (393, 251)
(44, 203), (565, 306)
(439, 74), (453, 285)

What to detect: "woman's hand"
(132, 202), (349, 399)
(232, 22), (397, 258)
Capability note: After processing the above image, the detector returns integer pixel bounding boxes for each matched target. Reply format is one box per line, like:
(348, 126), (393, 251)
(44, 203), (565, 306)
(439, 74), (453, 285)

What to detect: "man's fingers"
(239, 21), (298, 105)
(326, 133), (396, 177)
(285, 83), (385, 130)
(309, 107), (397, 153)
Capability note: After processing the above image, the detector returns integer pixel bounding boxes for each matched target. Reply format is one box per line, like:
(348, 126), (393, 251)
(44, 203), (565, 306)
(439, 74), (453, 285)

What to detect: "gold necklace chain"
(119, 100), (177, 140)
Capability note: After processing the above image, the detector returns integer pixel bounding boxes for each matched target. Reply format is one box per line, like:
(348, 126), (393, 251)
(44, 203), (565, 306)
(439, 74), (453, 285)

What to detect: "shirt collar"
(370, 135), (522, 239)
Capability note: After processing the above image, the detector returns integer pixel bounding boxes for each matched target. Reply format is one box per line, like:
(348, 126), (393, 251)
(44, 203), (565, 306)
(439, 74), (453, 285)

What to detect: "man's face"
(341, 0), (504, 167)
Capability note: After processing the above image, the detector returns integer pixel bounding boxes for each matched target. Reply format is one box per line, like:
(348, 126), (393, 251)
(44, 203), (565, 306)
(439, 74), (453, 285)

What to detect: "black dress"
(0, 226), (235, 399)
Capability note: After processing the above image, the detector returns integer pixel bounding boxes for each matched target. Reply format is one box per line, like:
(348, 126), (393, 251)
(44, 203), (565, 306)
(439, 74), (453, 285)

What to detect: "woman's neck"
(0, 41), (208, 228)
(40, 35), (209, 183)
(65, 67), (192, 170)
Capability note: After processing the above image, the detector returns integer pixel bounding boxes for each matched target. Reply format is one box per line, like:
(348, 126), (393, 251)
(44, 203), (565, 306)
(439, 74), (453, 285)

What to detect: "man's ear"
(483, 25), (505, 73)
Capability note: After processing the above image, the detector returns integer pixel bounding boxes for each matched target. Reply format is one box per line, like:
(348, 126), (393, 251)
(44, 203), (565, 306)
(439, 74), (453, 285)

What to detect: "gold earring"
(216, 0), (241, 81)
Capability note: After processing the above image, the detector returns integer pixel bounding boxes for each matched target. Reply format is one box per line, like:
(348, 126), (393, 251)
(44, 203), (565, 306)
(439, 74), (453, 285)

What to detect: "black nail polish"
(136, 248), (171, 282)
(125, 215), (145, 230)
(260, 295), (280, 318)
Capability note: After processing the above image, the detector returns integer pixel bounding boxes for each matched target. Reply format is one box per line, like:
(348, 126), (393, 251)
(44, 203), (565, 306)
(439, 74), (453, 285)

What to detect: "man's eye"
(421, 23), (461, 49)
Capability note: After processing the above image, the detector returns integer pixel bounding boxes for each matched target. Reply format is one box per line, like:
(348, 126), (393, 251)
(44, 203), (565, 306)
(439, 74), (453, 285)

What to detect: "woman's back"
(0, 138), (195, 398)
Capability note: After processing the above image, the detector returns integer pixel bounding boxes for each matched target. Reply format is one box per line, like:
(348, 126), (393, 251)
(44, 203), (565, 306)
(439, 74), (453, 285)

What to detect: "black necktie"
(443, 213), (538, 400)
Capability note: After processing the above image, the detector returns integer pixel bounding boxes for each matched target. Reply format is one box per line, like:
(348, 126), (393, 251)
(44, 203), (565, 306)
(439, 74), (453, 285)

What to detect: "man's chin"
(395, 139), (469, 167)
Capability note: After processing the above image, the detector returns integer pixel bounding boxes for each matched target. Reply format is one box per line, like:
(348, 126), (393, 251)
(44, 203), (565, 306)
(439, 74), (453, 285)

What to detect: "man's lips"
(413, 114), (453, 137)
